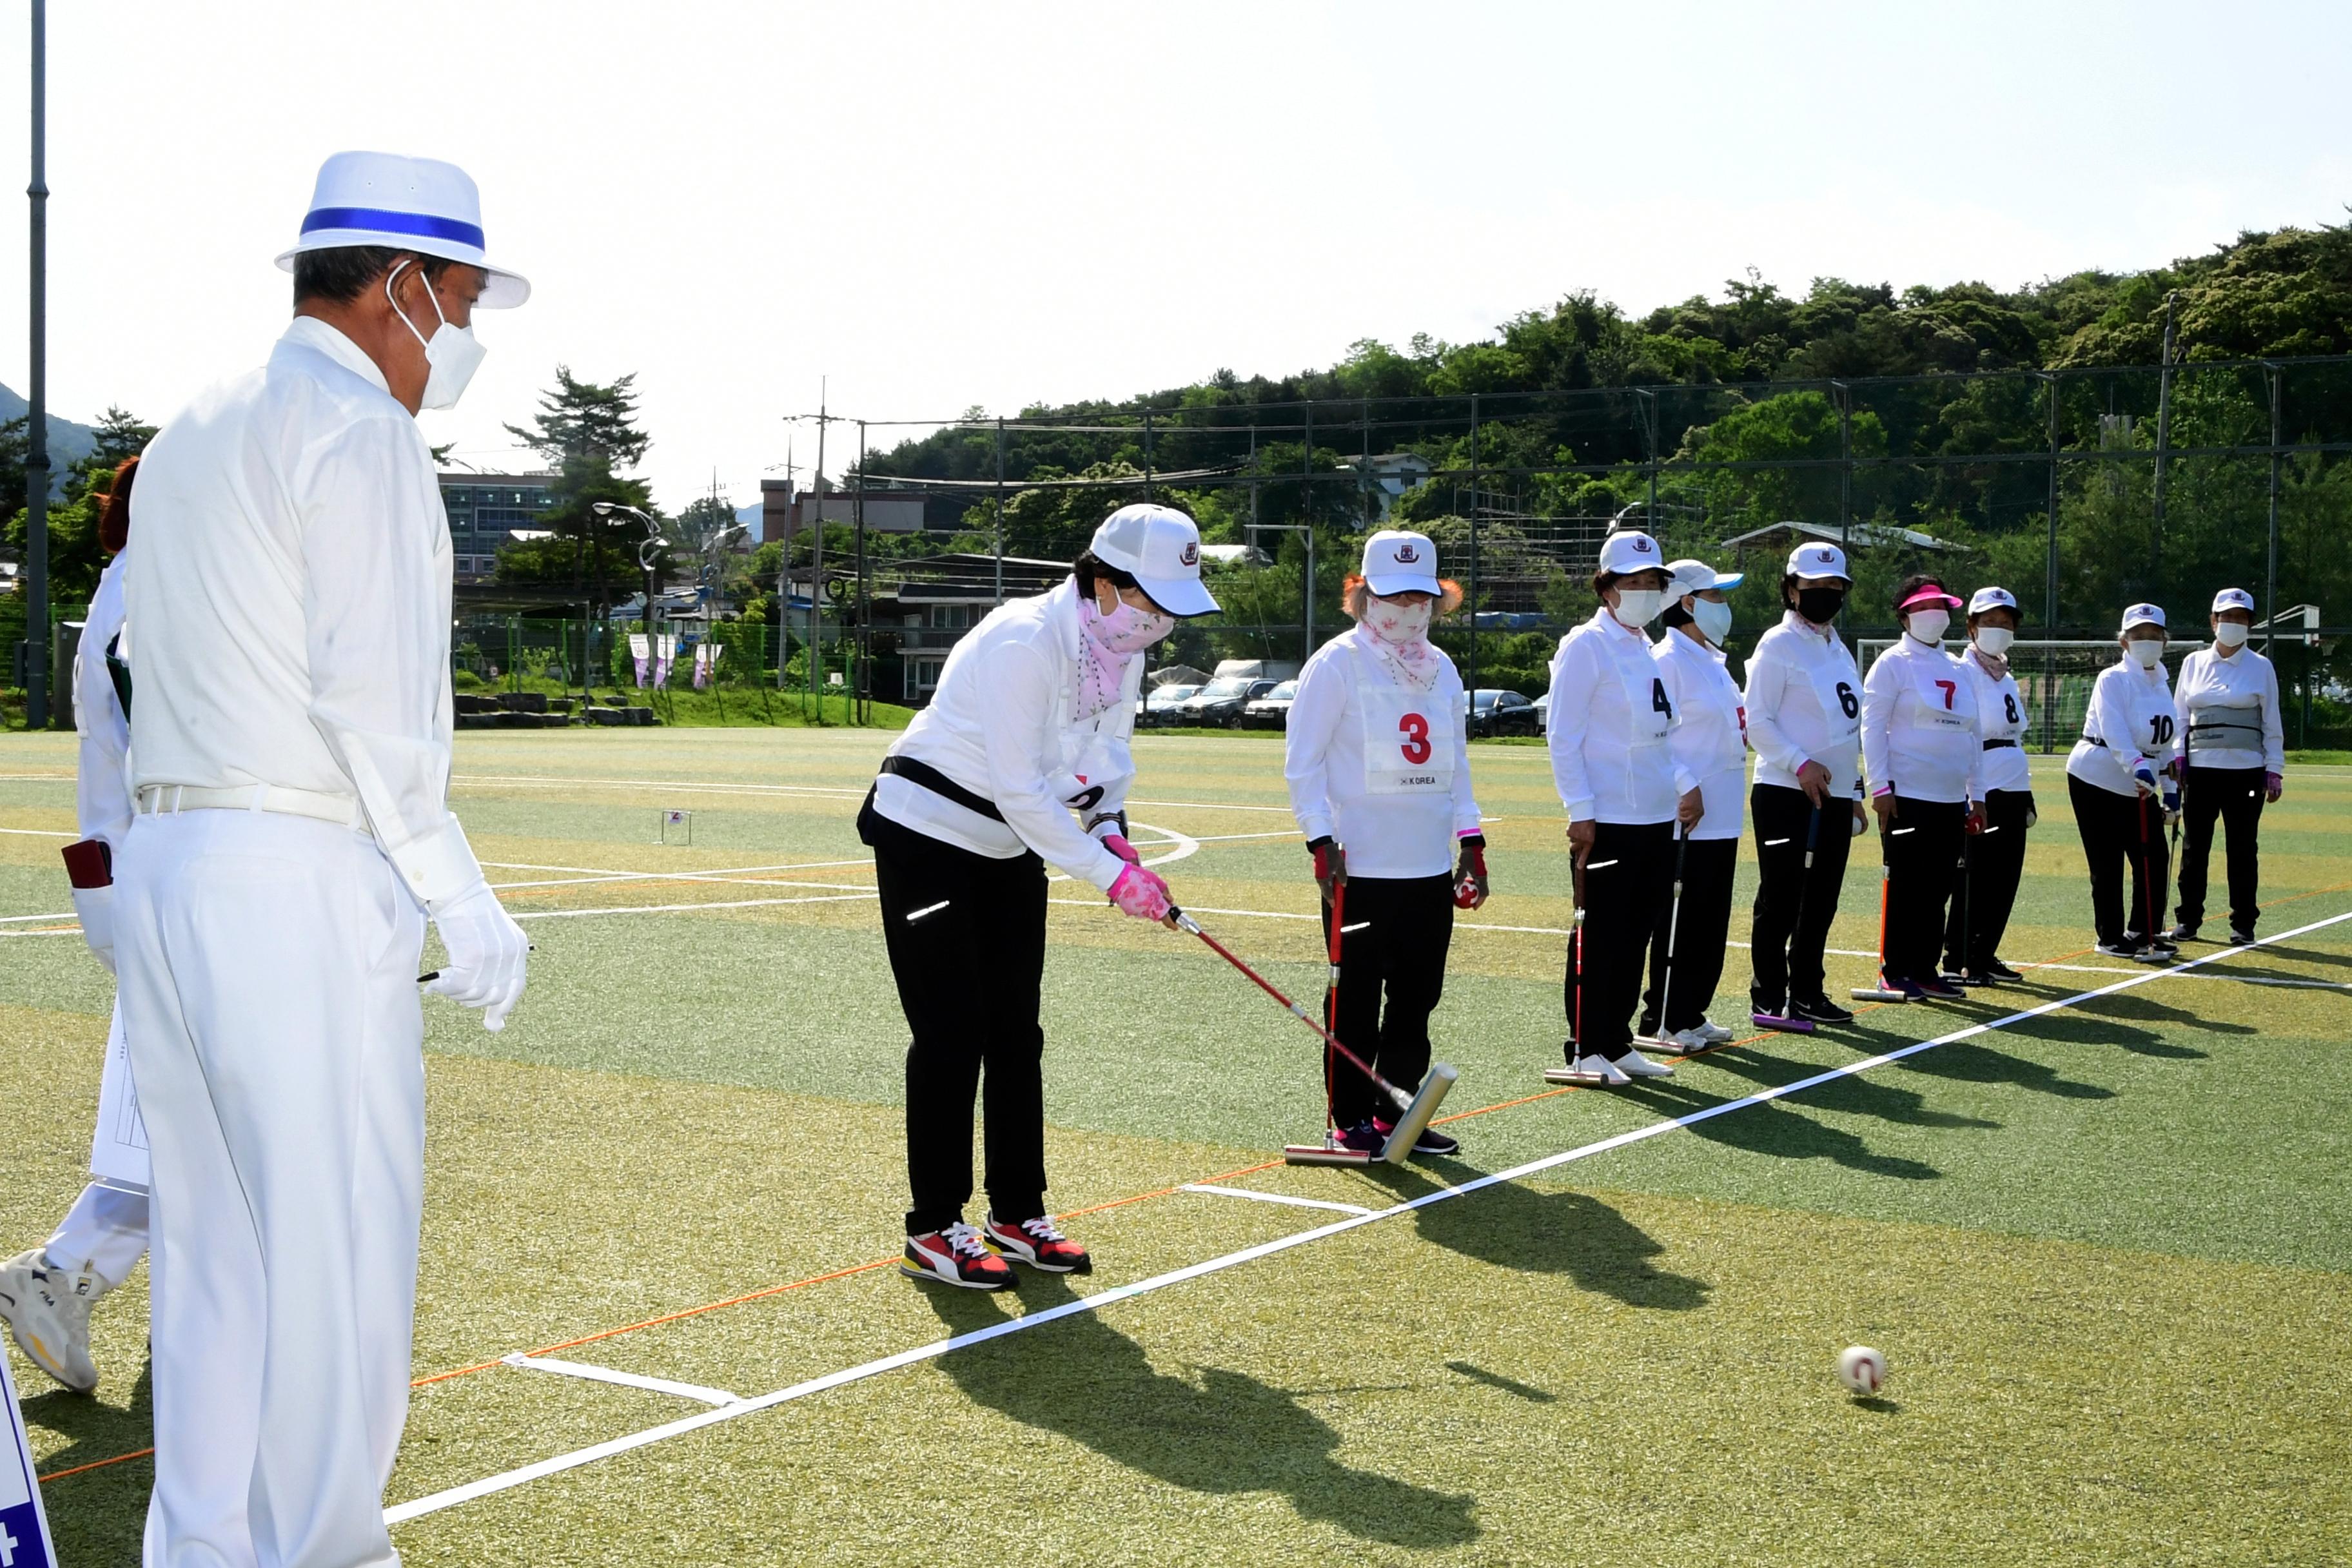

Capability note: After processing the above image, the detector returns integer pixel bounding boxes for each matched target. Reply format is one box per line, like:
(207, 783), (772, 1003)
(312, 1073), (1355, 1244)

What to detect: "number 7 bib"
(1361, 684), (1453, 794)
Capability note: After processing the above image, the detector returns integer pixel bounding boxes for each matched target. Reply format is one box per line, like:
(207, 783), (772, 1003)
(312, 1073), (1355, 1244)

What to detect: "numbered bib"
(1987, 678), (2027, 741)
(1050, 732), (1133, 813)
(1622, 665), (1672, 748)
(1810, 662), (1861, 743)
(1908, 662), (1976, 732)
(1360, 683), (1453, 794)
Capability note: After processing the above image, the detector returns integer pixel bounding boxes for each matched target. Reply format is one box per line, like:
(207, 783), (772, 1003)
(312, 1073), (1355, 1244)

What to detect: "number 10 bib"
(1360, 683), (1453, 794)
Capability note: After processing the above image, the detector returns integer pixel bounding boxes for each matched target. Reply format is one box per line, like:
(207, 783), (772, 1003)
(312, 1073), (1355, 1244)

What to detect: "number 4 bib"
(1360, 684), (1453, 794)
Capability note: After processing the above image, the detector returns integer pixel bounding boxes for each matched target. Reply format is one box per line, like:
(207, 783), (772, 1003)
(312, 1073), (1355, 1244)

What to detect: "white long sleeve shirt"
(126, 317), (483, 909)
(1742, 611), (1863, 799)
(1284, 627), (1480, 877)
(2067, 659), (2175, 798)
(874, 578), (1135, 892)
(2173, 646), (2284, 773)
(74, 552), (135, 850)
(1546, 608), (1677, 825)
(1960, 648), (2032, 794)
(1653, 628), (1747, 841)
(1861, 633), (1983, 805)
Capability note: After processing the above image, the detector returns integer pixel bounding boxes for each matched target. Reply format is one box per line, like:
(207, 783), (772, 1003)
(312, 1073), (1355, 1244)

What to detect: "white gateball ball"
(1838, 1345), (1886, 1395)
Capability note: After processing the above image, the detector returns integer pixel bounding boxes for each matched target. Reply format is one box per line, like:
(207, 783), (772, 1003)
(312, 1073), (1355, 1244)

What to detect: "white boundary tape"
(382, 905), (2352, 1529)
(502, 1353), (741, 1408)
(1179, 1184), (1375, 1217)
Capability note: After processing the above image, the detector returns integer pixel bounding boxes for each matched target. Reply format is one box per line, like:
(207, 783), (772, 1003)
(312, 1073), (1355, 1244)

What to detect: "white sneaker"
(1616, 1046), (1676, 1079)
(0, 1248), (102, 1393)
(1545, 1054), (1631, 1086)
(1693, 1017), (1735, 1044)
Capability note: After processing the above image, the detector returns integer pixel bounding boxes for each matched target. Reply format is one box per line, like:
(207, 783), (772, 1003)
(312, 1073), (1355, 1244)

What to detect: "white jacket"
(1861, 633), (1983, 805)
(1742, 610), (1863, 799)
(1653, 628), (1747, 841)
(2173, 646), (2284, 773)
(1284, 628), (1480, 879)
(1960, 648), (2032, 794)
(2067, 659), (2174, 798)
(1545, 609), (1677, 826)
(876, 578), (1135, 891)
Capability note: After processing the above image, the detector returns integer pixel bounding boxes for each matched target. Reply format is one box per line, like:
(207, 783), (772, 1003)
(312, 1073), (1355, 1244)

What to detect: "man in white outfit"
(115, 151), (531, 1567)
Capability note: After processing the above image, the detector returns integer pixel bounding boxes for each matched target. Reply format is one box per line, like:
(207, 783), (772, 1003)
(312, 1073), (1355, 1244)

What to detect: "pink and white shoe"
(903, 1222), (1016, 1290)
(984, 1212), (1092, 1275)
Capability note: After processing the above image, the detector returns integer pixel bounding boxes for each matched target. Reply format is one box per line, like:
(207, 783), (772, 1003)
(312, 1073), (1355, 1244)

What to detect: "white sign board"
(0, 1351), (59, 1568)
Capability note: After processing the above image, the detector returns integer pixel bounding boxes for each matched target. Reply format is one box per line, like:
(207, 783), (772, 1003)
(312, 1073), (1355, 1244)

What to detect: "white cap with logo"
(1596, 530), (1665, 576)
(2121, 602), (2168, 633)
(2211, 587), (2255, 613)
(1360, 530), (1442, 596)
(1666, 557), (1743, 598)
(1787, 541), (1850, 582)
(276, 151), (529, 308)
(1088, 504), (1220, 618)
(1968, 586), (2018, 616)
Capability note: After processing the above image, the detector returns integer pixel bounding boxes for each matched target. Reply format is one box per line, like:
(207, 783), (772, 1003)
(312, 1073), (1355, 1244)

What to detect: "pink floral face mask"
(1364, 598), (1433, 647)
(1081, 595), (1174, 656)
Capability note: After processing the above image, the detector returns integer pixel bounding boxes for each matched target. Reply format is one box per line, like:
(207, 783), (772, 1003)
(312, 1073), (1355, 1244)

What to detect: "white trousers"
(44, 1181), (150, 1289)
(116, 810), (427, 1568)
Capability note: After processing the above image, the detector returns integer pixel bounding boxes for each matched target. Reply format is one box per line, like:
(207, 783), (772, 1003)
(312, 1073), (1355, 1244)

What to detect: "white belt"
(135, 783), (364, 829)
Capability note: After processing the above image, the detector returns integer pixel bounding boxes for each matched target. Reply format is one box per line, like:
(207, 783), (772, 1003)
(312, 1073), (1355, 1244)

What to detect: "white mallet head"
(1838, 1345), (1886, 1395)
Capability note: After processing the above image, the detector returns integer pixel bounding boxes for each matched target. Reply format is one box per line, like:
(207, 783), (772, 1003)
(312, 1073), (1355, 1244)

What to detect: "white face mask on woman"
(1365, 597), (1433, 646)
(386, 260), (487, 411)
(1974, 625), (2015, 658)
(1905, 607), (1952, 645)
(2126, 638), (2166, 669)
(1611, 589), (1667, 629)
(1691, 597), (1734, 646)
(2213, 621), (2250, 649)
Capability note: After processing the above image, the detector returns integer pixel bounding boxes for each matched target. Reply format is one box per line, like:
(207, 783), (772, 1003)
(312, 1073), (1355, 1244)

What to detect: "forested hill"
(861, 219), (2352, 480)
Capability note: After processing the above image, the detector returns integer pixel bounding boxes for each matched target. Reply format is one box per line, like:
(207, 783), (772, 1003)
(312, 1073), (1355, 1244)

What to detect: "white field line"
(513, 894), (877, 921)
(1179, 1184), (1375, 1217)
(382, 906), (2352, 1529)
(0, 910), (76, 925)
(448, 771), (1300, 816)
(501, 1354), (740, 1408)
(0, 825), (74, 838)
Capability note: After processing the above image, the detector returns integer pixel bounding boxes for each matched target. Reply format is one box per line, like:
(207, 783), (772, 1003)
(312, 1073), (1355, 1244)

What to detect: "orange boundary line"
(37, 887), (2352, 1486)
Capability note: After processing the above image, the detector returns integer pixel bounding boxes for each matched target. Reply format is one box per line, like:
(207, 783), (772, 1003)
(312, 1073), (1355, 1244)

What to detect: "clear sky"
(1, 0), (2347, 509)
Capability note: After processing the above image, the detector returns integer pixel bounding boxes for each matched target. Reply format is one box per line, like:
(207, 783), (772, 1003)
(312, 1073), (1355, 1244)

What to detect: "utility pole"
(2265, 363), (2282, 656)
(23, 1), (51, 729)
(2043, 371), (2062, 754)
(854, 420), (868, 724)
(774, 437), (794, 689)
(1467, 393), (1479, 700)
(2151, 291), (2179, 583)
(993, 416), (1006, 606)
(809, 382), (827, 719)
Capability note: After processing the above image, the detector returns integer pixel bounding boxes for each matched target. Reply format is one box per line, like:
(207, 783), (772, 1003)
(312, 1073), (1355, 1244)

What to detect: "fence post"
(2265, 362), (2283, 656)
(2043, 371), (2061, 754)
(1834, 380), (1852, 557)
(1466, 391), (1479, 701)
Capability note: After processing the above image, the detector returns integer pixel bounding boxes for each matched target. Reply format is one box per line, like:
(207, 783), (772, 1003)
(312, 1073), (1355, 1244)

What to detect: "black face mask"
(1795, 587), (1846, 624)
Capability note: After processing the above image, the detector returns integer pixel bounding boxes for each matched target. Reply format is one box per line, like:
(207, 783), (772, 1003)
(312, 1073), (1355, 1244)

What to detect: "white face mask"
(2213, 621), (2250, 649)
(1081, 593), (1174, 656)
(1974, 625), (2016, 657)
(2126, 637), (2166, 669)
(387, 260), (487, 411)
(1364, 597), (1433, 646)
(1905, 608), (1952, 645)
(1611, 589), (1667, 629)
(1691, 597), (1734, 646)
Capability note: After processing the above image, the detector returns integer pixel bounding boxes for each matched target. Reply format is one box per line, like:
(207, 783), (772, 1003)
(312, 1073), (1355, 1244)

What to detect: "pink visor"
(1899, 584), (1963, 612)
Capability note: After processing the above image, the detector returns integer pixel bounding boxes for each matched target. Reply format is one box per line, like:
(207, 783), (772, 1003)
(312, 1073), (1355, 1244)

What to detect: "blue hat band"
(300, 205), (484, 250)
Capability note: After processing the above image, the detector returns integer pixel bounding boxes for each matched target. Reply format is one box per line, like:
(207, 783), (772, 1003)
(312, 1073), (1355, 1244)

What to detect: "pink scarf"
(1353, 620), (1441, 691)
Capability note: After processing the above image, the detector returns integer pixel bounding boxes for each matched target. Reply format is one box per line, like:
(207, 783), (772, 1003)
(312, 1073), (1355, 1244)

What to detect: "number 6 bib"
(1361, 683), (1453, 794)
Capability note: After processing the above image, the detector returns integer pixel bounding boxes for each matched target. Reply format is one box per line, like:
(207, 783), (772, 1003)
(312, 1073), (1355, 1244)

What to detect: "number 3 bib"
(1360, 683), (1453, 794)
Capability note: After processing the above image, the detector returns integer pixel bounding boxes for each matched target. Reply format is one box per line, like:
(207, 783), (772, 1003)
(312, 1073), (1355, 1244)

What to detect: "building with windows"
(440, 473), (558, 582)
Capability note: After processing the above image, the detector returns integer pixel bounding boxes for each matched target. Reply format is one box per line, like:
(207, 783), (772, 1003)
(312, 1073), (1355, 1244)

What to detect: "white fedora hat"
(275, 151), (529, 308)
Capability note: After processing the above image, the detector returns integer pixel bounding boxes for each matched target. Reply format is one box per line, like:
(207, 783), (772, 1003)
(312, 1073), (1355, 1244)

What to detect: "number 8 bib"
(1360, 683), (1453, 794)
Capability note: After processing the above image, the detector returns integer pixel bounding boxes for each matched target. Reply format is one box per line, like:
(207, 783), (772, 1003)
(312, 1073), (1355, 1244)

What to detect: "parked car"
(1532, 691), (1551, 730)
(1180, 676), (1277, 727)
(1140, 683), (1202, 727)
(1240, 680), (1299, 729)
(1465, 688), (1542, 738)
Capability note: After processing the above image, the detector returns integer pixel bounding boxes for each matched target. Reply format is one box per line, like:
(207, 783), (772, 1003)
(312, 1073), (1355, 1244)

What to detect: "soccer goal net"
(1855, 639), (2207, 754)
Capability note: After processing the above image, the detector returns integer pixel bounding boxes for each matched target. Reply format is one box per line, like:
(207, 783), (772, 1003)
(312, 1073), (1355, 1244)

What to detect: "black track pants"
(1320, 874), (1455, 1130)
(2068, 774), (2170, 947)
(1640, 836), (1738, 1035)
(1563, 821), (1675, 1059)
(2174, 765), (2266, 935)
(1944, 788), (2032, 972)
(1878, 798), (1965, 983)
(1748, 783), (1856, 1010)
(861, 792), (1051, 1235)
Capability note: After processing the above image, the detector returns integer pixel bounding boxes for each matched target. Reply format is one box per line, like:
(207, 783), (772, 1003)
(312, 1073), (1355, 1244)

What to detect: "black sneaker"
(1374, 1115), (1460, 1157)
(2166, 923), (2202, 943)
(1915, 976), (1967, 1001)
(2095, 940), (2144, 959)
(2142, 936), (2181, 961)
(1791, 994), (1856, 1026)
(1978, 958), (2023, 983)
(2228, 926), (2257, 945)
(1333, 1119), (1384, 1155)
(1937, 967), (1975, 988)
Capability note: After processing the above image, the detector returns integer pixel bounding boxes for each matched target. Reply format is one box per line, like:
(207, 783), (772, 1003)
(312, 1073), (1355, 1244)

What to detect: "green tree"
(493, 368), (664, 599)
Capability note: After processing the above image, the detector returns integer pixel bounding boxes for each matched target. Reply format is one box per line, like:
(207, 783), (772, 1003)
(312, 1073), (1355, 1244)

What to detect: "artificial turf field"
(5, 727), (2351, 1566)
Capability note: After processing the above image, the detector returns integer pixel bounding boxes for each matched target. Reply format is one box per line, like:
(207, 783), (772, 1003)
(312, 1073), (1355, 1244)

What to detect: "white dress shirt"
(2173, 646), (2284, 772)
(2067, 659), (2175, 798)
(1861, 632), (1983, 805)
(874, 578), (1134, 892)
(74, 552), (134, 848)
(1960, 648), (2032, 794)
(1743, 610), (1864, 799)
(1284, 626), (1480, 878)
(126, 317), (483, 908)
(1653, 627), (1747, 841)
(1546, 608), (1677, 825)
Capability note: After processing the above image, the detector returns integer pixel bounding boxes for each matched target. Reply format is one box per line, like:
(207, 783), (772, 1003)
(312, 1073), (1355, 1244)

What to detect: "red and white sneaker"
(903, 1222), (1015, 1290)
(983, 1212), (1093, 1275)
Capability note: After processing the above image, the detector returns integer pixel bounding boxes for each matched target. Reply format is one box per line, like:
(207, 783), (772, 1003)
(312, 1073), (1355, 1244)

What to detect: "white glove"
(426, 880), (529, 1032)
(70, 885), (116, 975)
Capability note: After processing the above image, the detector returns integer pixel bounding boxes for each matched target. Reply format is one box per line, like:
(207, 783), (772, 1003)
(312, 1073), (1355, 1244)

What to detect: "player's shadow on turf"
(1399, 1182), (1710, 1311)
(1618, 1081), (1942, 1180)
(1995, 1008), (2208, 1060)
(1702, 1050), (2001, 1131)
(923, 1282), (1480, 1549)
(19, 1357), (154, 1566)
(1891, 1038), (2116, 1098)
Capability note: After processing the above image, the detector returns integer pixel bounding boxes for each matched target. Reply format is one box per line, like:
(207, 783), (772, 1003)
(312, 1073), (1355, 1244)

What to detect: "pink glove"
(2266, 771), (2284, 803)
(1108, 863), (1173, 922)
(1102, 833), (1142, 866)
